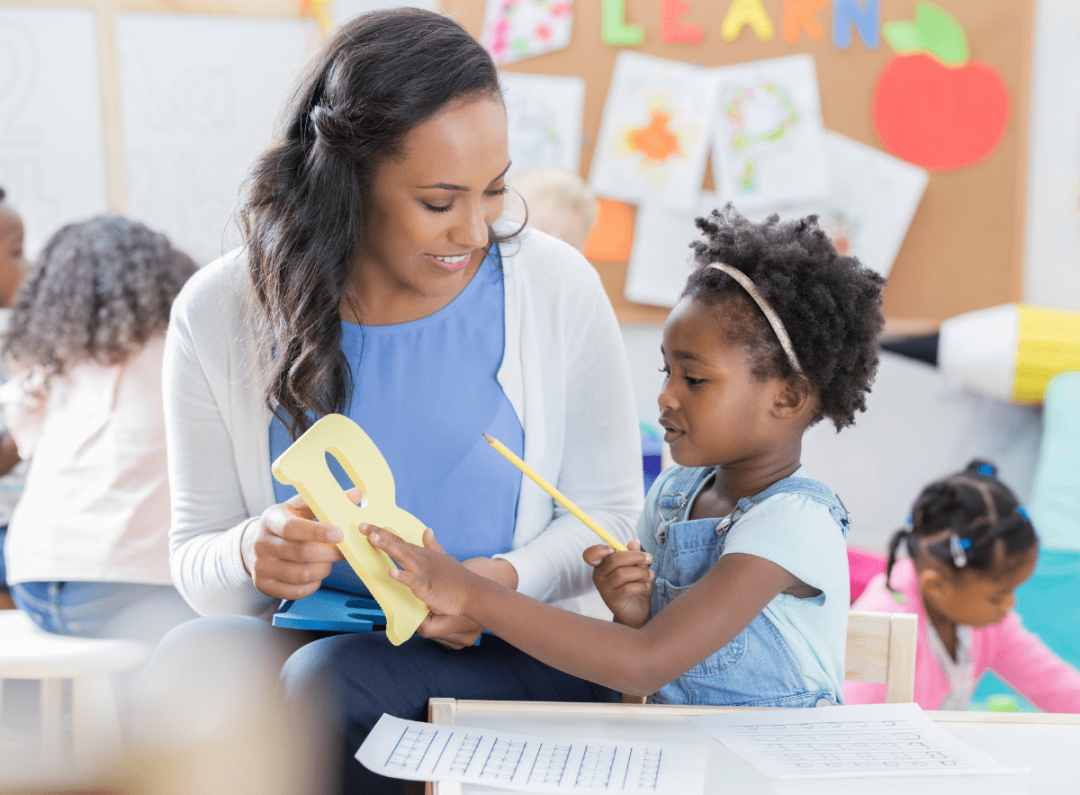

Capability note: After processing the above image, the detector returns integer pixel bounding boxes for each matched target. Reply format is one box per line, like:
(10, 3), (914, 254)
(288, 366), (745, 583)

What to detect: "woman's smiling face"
(351, 95), (510, 322)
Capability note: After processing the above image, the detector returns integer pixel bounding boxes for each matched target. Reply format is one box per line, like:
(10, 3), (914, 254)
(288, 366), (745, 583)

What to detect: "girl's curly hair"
(3, 215), (197, 378)
(683, 204), (886, 431)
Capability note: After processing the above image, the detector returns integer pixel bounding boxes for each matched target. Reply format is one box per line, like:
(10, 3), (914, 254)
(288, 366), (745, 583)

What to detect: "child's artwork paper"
(712, 54), (830, 211)
(590, 51), (716, 213)
(624, 193), (721, 307)
(482, 0), (574, 66)
(500, 71), (585, 175)
(357, 714), (707, 793)
(747, 131), (928, 278)
(691, 703), (1027, 780)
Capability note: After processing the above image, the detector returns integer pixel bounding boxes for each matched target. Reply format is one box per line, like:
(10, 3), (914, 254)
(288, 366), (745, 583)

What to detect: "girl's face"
(353, 96), (510, 319)
(0, 204), (26, 309)
(922, 545), (1038, 628)
(658, 297), (791, 469)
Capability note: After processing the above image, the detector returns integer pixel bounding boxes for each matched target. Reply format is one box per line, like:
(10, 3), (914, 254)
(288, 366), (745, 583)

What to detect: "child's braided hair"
(885, 459), (1038, 591)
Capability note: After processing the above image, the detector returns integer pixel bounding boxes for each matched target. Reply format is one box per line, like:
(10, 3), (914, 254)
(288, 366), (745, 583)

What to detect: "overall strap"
(733, 477), (850, 538)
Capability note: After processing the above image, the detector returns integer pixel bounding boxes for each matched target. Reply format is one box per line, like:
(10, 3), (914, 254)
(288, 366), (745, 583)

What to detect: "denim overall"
(646, 466), (849, 707)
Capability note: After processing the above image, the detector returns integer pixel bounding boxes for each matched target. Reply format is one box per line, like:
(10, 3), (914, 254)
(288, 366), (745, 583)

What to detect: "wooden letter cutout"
(272, 414), (428, 646)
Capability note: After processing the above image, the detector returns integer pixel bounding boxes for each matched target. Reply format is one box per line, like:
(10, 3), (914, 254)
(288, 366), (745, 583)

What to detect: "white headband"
(709, 263), (803, 374)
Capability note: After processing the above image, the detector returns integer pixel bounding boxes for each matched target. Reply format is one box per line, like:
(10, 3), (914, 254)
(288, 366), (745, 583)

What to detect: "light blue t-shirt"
(639, 465), (849, 706)
(269, 247), (524, 594)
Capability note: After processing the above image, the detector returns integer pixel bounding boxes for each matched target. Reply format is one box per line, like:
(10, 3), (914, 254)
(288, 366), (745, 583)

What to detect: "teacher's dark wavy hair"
(238, 8), (505, 440)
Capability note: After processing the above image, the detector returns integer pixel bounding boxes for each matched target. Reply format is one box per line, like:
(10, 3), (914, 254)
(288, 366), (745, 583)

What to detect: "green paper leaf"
(882, 21), (924, 54)
(883, 1), (969, 67)
(915, 1), (969, 65)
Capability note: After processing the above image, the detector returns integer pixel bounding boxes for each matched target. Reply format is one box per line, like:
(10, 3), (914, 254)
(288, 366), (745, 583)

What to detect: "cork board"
(442, 0), (1034, 324)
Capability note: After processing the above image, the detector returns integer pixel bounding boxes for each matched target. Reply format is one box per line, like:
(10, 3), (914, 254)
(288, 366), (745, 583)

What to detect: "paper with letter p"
(271, 414), (428, 645)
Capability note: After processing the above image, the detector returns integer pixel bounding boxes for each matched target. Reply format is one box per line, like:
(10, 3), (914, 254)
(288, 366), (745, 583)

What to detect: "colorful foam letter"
(782, 0), (827, 43)
(271, 414), (430, 646)
(661, 0), (704, 44)
(833, 0), (880, 49)
(602, 0), (645, 46)
(721, 0), (776, 42)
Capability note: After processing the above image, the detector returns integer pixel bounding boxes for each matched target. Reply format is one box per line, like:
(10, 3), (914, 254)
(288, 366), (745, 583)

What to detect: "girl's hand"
(361, 524), (482, 625)
(584, 540), (654, 629)
(240, 489), (356, 600)
(416, 556), (519, 650)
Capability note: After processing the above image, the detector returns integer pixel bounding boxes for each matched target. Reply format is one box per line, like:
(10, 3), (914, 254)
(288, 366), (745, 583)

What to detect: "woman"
(142, 9), (642, 794)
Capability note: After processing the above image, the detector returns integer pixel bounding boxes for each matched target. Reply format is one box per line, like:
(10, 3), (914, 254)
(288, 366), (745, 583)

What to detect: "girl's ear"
(918, 566), (951, 607)
(771, 375), (813, 418)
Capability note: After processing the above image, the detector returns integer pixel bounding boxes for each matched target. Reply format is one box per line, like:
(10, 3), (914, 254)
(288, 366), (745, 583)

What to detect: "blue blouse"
(269, 247), (524, 594)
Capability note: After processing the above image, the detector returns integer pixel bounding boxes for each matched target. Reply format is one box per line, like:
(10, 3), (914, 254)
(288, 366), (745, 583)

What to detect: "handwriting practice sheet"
(356, 715), (707, 793)
(691, 703), (1025, 780)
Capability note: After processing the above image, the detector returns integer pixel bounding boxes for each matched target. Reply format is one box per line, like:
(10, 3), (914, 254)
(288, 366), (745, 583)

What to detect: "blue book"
(272, 588), (486, 646)
(273, 588), (386, 633)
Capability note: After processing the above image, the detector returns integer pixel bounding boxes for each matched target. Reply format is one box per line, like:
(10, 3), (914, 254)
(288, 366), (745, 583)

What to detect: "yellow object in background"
(939, 304), (1080, 404)
(1015, 305), (1080, 403)
(272, 414), (428, 646)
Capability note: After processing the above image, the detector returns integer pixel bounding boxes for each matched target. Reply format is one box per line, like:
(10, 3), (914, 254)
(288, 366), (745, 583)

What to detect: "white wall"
(1024, 0), (1080, 311)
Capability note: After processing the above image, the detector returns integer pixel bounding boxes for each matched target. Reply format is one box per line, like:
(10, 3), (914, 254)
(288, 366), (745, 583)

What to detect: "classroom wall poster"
(711, 54), (830, 211)
(499, 71), (585, 175)
(117, 14), (313, 267)
(0, 7), (109, 258)
(746, 131), (928, 278)
(624, 193), (721, 308)
(589, 51), (716, 214)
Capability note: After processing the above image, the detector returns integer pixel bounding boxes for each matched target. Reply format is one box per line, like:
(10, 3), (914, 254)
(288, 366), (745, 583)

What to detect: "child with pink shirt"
(845, 460), (1080, 712)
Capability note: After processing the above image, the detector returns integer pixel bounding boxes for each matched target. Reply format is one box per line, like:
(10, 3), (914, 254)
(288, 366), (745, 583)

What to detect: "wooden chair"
(621, 609), (918, 705)
(845, 610), (917, 703)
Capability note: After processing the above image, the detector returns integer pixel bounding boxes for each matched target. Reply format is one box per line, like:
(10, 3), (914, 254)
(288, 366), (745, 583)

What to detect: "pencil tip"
(483, 433), (493, 443)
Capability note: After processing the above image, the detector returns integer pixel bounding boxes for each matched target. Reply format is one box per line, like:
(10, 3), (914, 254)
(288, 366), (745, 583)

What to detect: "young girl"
(845, 460), (1080, 711)
(364, 205), (886, 706)
(0, 215), (198, 642)
(0, 185), (28, 610)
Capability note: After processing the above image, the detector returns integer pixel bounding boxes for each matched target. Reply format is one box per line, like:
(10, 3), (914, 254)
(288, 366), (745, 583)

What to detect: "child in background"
(0, 187), (28, 610)
(1, 215), (198, 643)
(504, 165), (597, 252)
(364, 206), (886, 707)
(845, 461), (1080, 711)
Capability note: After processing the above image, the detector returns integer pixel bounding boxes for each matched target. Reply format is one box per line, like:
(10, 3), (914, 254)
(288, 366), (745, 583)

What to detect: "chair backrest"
(845, 610), (918, 703)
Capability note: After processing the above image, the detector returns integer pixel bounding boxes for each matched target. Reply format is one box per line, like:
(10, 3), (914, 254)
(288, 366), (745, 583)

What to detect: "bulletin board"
(442, 0), (1035, 325)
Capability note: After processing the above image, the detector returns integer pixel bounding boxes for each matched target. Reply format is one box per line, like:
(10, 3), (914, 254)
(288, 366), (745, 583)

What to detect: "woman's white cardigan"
(164, 226), (644, 618)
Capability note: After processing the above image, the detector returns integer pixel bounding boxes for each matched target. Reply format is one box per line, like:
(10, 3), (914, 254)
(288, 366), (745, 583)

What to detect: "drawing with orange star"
(590, 52), (715, 213)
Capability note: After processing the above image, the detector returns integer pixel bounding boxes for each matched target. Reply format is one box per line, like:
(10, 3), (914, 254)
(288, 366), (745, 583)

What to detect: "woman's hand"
(240, 489), (357, 600)
(584, 540), (654, 629)
(361, 524), (494, 648)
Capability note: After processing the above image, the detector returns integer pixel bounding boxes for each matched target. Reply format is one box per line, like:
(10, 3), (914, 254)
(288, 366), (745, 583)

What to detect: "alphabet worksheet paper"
(356, 714), (707, 793)
(691, 703), (1026, 780)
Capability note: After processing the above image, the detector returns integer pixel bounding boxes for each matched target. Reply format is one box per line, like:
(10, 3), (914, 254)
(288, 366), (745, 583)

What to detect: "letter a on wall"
(272, 414), (430, 646)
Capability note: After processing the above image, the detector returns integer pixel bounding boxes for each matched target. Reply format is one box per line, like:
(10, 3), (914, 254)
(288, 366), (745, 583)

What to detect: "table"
(425, 699), (1080, 795)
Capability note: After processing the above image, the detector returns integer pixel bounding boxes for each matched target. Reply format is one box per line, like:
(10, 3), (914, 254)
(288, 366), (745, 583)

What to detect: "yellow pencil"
(483, 433), (629, 552)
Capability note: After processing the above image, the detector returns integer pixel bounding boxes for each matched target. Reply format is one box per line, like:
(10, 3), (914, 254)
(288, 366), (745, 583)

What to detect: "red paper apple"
(872, 2), (1010, 171)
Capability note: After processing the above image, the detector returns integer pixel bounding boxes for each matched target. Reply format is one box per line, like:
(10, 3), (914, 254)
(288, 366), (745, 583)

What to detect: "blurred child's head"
(658, 204), (885, 469)
(886, 460), (1039, 628)
(3, 215), (197, 378)
(505, 165), (597, 251)
(0, 187), (27, 308)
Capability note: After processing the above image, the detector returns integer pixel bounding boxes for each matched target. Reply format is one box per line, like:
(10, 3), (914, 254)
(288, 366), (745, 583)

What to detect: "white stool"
(0, 610), (152, 773)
